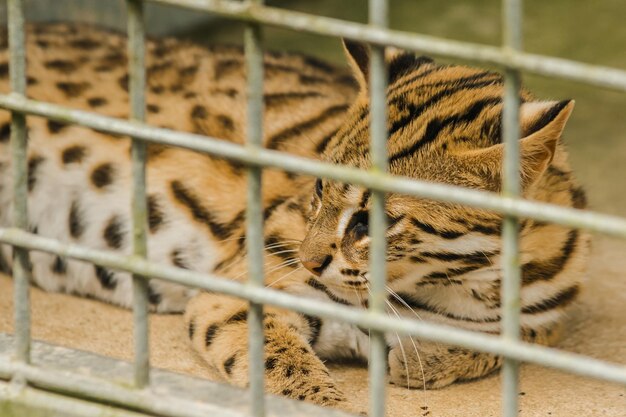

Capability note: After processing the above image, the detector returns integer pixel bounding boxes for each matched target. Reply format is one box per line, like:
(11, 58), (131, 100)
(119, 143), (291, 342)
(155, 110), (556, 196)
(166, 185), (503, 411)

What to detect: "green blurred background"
(2, 0), (625, 216)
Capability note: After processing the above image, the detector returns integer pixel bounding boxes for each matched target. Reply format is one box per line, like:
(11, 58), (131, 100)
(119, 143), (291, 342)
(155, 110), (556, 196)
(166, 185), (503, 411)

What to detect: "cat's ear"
(461, 100), (575, 188)
(516, 99), (575, 184)
(342, 39), (370, 90)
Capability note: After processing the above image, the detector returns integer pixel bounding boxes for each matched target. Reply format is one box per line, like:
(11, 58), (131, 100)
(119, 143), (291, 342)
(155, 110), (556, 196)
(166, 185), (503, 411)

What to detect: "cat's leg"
(185, 292), (345, 406)
(388, 325), (562, 389)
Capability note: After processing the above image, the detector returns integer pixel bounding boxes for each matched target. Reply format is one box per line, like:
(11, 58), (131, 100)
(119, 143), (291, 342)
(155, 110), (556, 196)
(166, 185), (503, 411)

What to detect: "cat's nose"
(301, 255), (332, 276)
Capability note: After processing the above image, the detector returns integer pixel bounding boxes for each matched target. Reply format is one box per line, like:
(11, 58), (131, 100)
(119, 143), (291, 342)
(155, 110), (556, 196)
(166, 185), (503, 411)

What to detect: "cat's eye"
(315, 178), (323, 198)
(348, 211), (369, 238)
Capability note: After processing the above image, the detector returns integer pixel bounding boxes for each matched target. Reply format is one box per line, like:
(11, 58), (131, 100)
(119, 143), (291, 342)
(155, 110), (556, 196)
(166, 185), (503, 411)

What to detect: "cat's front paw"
(388, 344), (458, 389)
(278, 380), (346, 406)
(388, 343), (502, 390)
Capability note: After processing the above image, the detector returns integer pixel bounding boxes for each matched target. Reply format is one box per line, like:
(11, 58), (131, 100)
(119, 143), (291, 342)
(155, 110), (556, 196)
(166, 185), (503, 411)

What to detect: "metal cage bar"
(2, 95), (625, 238)
(2, 228), (626, 386)
(500, 1), (523, 416)
(7, 0), (31, 365)
(149, 0), (626, 92)
(126, 0), (151, 389)
(244, 0), (266, 415)
(1, 0), (626, 416)
(368, 0), (389, 416)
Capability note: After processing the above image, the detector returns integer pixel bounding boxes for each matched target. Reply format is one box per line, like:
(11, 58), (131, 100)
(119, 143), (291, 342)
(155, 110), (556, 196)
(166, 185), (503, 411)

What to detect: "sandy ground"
(1, 234), (625, 416)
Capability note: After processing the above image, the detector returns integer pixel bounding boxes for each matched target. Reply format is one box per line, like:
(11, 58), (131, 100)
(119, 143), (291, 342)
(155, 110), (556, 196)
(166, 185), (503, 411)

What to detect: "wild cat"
(0, 24), (589, 406)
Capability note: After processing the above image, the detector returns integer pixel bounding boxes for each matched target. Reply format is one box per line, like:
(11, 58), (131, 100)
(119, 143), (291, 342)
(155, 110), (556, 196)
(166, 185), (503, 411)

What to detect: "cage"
(1, 1), (625, 417)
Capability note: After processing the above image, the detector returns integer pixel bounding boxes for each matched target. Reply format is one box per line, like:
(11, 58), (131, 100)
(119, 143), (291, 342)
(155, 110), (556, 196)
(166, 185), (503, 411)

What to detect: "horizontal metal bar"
(0, 94), (625, 239)
(0, 334), (354, 417)
(0, 381), (151, 417)
(0, 362), (241, 417)
(1, 227), (625, 386)
(148, 0), (626, 92)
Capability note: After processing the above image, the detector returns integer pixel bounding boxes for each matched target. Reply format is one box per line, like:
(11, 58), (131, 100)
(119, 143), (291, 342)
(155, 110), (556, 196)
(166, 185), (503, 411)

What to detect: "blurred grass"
(176, 0), (626, 216)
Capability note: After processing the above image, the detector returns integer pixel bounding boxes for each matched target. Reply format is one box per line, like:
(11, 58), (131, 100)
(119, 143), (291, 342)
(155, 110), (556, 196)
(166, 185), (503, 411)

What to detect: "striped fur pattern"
(0, 25), (589, 407)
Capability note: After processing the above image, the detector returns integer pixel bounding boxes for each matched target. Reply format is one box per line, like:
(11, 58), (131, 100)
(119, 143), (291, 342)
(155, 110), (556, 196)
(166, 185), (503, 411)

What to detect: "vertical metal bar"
(245, 1), (265, 416)
(501, 1), (523, 417)
(127, 0), (150, 388)
(8, 0), (31, 365)
(368, 1), (389, 416)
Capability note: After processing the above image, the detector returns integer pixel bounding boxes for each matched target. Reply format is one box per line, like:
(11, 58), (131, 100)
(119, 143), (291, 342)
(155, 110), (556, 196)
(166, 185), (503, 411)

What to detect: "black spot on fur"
(411, 219), (464, 239)
(0, 62), (8, 78)
(56, 81), (90, 98)
(217, 114), (234, 131)
(147, 104), (160, 114)
(91, 163), (115, 188)
(118, 74), (129, 92)
(47, 120), (67, 134)
(388, 53), (434, 86)
(224, 354), (236, 375)
(285, 365), (295, 378)
(188, 319), (195, 340)
(265, 357), (277, 370)
(147, 194), (165, 232)
(205, 324), (219, 347)
(522, 230), (579, 285)
(51, 256), (67, 274)
(62, 145), (87, 164)
(306, 277), (352, 306)
(525, 100), (571, 137)
(227, 310), (248, 323)
(303, 314), (322, 346)
(171, 249), (190, 269)
(171, 181), (244, 239)
(521, 285), (580, 314)
(0, 122), (10, 142)
(148, 285), (162, 305)
(191, 105), (208, 119)
(69, 200), (85, 238)
(27, 155), (45, 192)
(103, 215), (125, 249)
(99, 52), (126, 68)
(44, 59), (77, 73)
(70, 38), (101, 49)
(266, 104), (348, 150)
(94, 266), (117, 289)
(87, 97), (108, 108)
(571, 186), (587, 209)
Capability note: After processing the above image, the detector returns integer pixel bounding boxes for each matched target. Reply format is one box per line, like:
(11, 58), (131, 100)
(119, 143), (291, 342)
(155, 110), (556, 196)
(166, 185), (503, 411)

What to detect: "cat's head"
(298, 41), (575, 294)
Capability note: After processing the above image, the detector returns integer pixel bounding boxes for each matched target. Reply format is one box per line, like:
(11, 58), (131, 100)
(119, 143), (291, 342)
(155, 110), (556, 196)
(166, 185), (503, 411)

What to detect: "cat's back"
(0, 23), (356, 150)
(0, 23), (356, 311)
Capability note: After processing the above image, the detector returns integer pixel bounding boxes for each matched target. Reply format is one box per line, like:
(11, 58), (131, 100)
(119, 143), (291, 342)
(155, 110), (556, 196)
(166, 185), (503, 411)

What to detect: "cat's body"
(0, 24), (589, 406)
